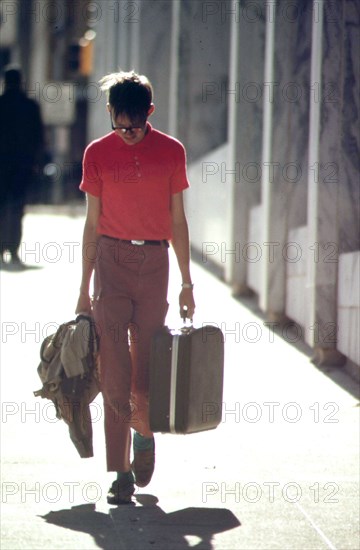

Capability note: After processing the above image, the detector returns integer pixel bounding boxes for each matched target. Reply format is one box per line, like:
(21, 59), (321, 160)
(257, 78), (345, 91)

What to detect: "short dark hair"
(99, 70), (153, 122)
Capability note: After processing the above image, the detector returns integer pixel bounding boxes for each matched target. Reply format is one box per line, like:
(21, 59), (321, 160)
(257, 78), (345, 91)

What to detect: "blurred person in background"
(75, 70), (195, 505)
(0, 66), (44, 267)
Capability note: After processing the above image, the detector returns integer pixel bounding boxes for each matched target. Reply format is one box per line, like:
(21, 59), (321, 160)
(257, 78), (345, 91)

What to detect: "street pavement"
(0, 205), (359, 550)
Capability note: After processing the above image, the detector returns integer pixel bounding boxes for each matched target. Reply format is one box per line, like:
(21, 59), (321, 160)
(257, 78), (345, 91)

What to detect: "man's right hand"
(75, 292), (92, 316)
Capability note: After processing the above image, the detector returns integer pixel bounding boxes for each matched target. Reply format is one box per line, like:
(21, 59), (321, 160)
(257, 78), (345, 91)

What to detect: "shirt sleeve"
(169, 142), (190, 194)
(79, 143), (102, 197)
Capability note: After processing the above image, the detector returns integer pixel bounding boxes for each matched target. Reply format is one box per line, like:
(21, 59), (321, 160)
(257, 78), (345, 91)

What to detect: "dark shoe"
(132, 439), (155, 488)
(107, 478), (135, 505)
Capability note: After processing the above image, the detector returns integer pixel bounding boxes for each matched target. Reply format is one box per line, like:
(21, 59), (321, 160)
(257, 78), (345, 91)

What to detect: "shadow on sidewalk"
(40, 495), (241, 550)
(0, 261), (43, 272)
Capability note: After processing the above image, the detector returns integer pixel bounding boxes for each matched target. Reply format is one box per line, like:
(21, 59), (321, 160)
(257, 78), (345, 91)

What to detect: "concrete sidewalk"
(0, 207), (359, 550)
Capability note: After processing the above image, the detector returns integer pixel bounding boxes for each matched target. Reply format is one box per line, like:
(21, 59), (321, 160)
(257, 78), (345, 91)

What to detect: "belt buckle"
(131, 240), (145, 246)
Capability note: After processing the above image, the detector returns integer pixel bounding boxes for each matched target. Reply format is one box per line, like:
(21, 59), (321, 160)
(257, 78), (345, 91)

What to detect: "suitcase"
(149, 324), (224, 434)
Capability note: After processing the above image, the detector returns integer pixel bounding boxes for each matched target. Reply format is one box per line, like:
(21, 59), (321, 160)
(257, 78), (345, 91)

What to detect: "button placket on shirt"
(134, 155), (141, 178)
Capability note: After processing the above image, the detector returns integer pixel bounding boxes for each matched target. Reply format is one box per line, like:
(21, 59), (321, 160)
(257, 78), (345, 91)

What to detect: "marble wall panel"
(286, 225), (307, 328)
(338, 0), (360, 254)
(234, 0), (265, 205)
(271, 0), (312, 231)
(287, 226), (307, 278)
(228, 0), (265, 291)
(187, 143), (230, 271)
(261, 0), (312, 316)
(317, 0), (344, 264)
(307, 0), (359, 353)
(138, 1), (172, 134)
(247, 204), (262, 294)
(338, 251), (360, 308)
(337, 252), (360, 365)
(337, 308), (360, 366)
(177, 0), (230, 162)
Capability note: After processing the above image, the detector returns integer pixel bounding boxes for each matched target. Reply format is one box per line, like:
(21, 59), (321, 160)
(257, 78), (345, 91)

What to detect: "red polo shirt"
(80, 123), (190, 240)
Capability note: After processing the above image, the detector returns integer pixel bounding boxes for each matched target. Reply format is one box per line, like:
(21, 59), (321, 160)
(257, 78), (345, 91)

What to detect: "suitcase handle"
(180, 316), (193, 334)
(181, 314), (193, 324)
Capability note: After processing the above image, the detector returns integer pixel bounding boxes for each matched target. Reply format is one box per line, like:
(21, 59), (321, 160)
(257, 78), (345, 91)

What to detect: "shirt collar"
(113, 121), (153, 150)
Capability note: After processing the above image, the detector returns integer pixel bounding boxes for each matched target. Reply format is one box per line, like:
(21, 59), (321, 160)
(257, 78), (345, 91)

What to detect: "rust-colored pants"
(93, 236), (169, 471)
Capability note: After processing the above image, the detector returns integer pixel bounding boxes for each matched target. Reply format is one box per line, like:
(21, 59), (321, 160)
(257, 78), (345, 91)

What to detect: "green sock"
(116, 470), (134, 483)
(133, 431), (154, 451)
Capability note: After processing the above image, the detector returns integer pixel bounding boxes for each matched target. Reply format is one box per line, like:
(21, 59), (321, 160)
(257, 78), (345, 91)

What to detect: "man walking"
(0, 66), (44, 265)
(75, 71), (195, 504)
